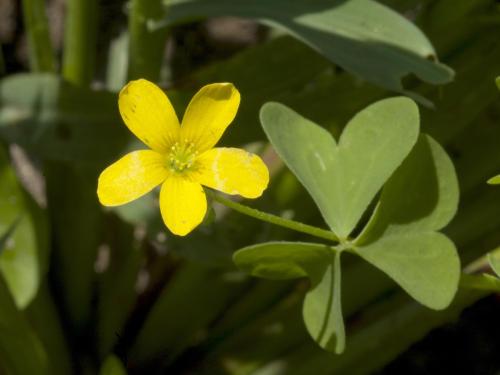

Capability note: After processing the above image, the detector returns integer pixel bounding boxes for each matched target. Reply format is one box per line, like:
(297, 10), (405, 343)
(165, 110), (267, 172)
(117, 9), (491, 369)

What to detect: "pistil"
(168, 140), (198, 173)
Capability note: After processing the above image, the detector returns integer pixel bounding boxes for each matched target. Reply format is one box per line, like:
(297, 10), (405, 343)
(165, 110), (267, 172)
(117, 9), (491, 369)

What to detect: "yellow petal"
(119, 79), (180, 153)
(159, 176), (207, 236)
(196, 147), (269, 198)
(98, 150), (168, 206)
(180, 83), (240, 153)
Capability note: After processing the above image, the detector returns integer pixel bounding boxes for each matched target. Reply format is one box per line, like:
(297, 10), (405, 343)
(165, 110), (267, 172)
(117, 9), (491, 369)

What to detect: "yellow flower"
(97, 79), (269, 236)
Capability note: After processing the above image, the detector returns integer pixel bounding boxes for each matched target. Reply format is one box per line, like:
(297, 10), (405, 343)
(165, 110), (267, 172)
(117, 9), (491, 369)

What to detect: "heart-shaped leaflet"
(260, 97), (419, 239)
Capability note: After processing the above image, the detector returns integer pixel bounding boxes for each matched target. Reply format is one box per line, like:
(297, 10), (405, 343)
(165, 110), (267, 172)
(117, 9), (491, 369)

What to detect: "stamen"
(167, 141), (198, 173)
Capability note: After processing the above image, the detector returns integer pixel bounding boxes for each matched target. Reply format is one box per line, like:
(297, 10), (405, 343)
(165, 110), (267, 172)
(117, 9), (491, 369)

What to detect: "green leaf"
(99, 355), (127, 375)
(487, 175), (500, 185)
(45, 164), (102, 330)
(355, 232), (459, 310)
(487, 251), (500, 278)
(234, 242), (345, 353)
(191, 35), (363, 147)
(0, 73), (128, 164)
(0, 215), (43, 309)
(97, 220), (143, 357)
(0, 276), (49, 375)
(496, 76), (500, 90)
(261, 98), (419, 239)
(0, 146), (48, 308)
(354, 135), (460, 310)
(357, 135), (459, 241)
(234, 241), (333, 279)
(0, 217), (21, 256)
(25, 284), (73, 375)
(303, 251), (344, 354)
(460, 273), (500, 292)
(161, 0), (454, 101)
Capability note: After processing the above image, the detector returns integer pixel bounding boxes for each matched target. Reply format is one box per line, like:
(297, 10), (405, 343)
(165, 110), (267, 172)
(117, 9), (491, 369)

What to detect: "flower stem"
(212, 193), (339, 243)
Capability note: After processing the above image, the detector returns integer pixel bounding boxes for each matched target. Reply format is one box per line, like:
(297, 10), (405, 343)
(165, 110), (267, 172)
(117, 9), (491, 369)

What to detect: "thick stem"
(62, 0), (98, 86)
(128, 0), (169, 80)
(212, 193), (340, 243)
(21, 0), (56, 72)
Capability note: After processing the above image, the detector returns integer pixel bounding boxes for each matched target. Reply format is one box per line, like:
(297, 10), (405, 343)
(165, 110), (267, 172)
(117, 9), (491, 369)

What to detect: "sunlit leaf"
(261, 98), (419, 239)
(355, 232), (459, 310)
(487, 175), (500, 185)
(0, 146), (48, 308)
(0, 217), (20, 256)
(355, 135), (460, 309)
(487, 251), (500, 278)
(460, 273), (500, 292)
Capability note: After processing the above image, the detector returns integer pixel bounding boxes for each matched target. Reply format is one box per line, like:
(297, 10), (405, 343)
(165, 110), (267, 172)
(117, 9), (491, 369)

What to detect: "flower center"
(168, 141), (198, 173)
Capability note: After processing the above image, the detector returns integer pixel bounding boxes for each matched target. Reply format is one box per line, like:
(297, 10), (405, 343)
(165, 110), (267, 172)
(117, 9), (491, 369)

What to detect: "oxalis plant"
(2, 0), (500, 374)
(95, 79), (491, 355)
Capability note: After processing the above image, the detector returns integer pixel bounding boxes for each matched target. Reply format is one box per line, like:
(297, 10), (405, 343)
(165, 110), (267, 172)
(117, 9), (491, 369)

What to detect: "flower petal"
(97, 150), (168, 206)
(119, 79), (180, 153)
(196, 147), (269, 198)
(181, 83), (240, 152)
(159, 176), (207, 236)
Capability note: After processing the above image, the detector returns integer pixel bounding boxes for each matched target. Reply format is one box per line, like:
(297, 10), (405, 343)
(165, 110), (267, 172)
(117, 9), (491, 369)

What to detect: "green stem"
(62, 0), (98, 86)
(21, 0), (56, 72)
(212, 193), (339, 243)
(128, 0), (169, 80)
(460, 273), (500, 292)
